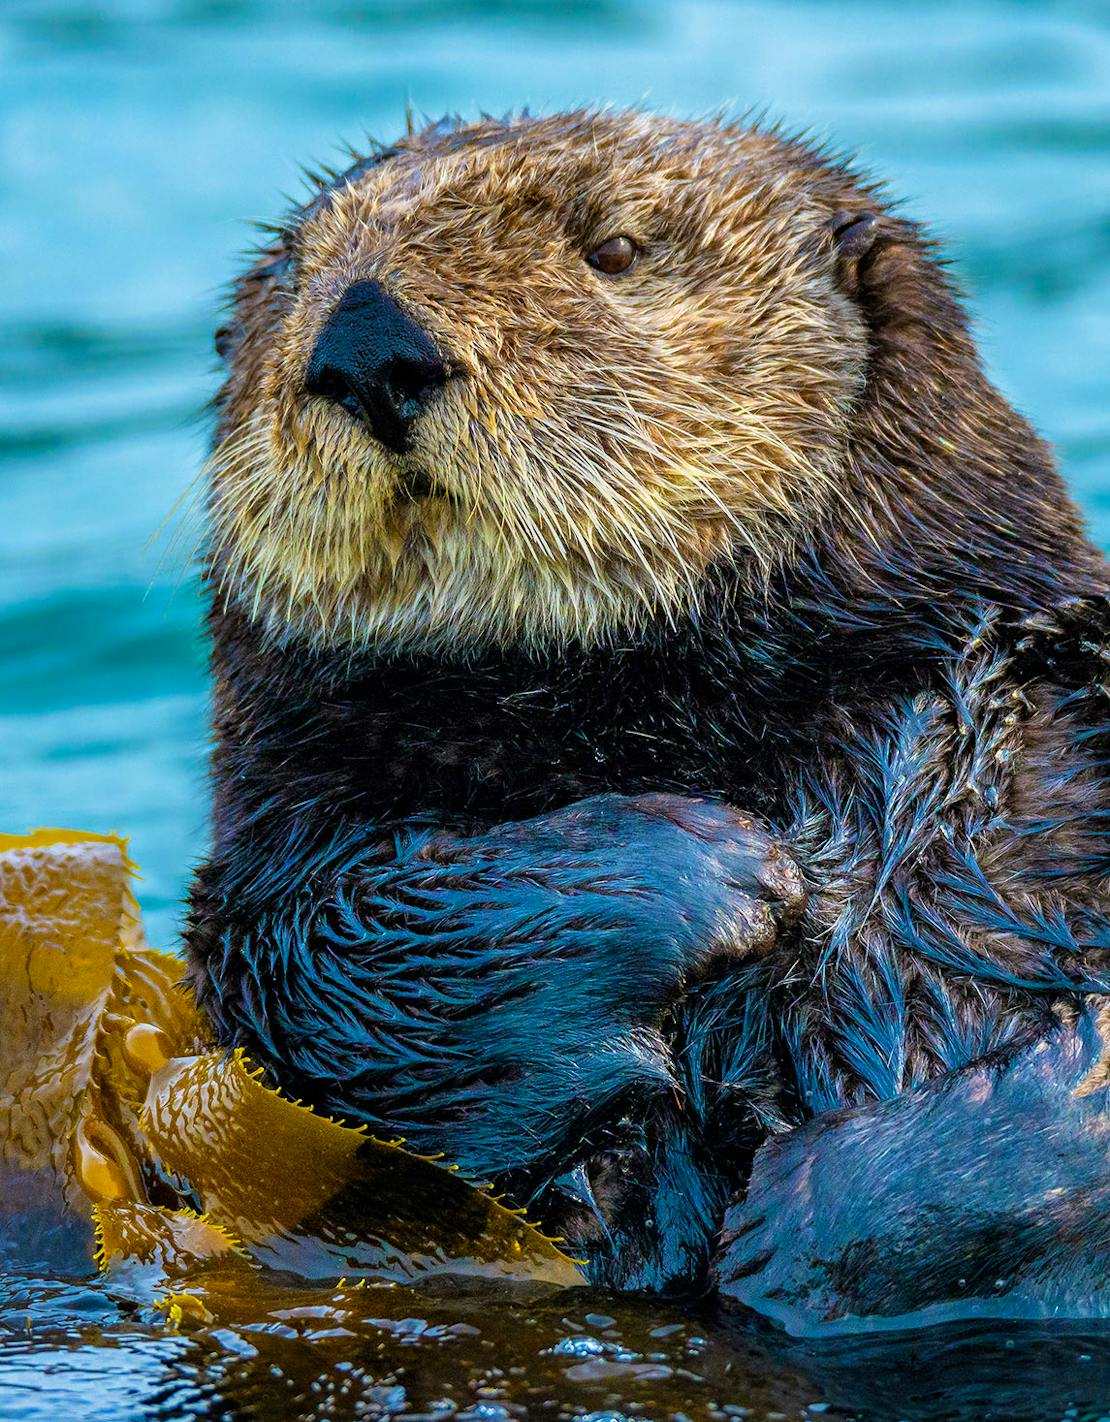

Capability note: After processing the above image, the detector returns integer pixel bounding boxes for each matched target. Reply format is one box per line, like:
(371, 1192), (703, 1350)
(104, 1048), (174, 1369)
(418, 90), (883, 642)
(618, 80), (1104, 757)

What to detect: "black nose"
(304, 280), (450, 454)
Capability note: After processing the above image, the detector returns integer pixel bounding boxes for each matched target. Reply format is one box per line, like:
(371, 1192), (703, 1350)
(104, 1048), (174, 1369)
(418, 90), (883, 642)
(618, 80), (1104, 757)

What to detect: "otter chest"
(247, 655), (756, 831)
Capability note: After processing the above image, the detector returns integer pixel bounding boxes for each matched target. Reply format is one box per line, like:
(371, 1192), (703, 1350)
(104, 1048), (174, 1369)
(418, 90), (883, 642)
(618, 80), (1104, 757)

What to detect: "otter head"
(208, 109), (897, 654)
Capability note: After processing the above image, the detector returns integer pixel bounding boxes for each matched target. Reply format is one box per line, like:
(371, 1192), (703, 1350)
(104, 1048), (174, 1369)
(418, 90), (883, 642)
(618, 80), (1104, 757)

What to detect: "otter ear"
(214, 323), (239, 362)
(827, 210), (881, 298)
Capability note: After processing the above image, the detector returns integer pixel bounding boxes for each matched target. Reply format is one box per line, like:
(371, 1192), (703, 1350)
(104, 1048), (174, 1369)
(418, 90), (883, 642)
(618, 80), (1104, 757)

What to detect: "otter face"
(209, 110), (875, 653)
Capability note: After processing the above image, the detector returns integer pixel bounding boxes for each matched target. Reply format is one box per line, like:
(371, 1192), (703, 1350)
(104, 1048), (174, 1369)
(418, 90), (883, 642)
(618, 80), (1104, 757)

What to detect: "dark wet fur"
(187, 131), (1110, 1314)
(718, 1004), (1110, 1333)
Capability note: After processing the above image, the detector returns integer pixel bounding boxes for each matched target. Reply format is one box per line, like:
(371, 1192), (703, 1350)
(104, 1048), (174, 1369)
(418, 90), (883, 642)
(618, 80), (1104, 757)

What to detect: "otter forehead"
(209, 110), (874, 654)
(292, 112), (820, 285)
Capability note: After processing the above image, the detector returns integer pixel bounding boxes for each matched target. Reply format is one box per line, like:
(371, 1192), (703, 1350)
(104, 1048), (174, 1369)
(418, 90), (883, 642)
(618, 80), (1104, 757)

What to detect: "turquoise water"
(4, 4), (1110, 1419)
(2, 0), (1109, 946)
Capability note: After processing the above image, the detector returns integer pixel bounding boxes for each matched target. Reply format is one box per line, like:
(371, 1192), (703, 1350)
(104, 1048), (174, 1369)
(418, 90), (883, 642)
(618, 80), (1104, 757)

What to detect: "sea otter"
(186, 110), (1110, 1319)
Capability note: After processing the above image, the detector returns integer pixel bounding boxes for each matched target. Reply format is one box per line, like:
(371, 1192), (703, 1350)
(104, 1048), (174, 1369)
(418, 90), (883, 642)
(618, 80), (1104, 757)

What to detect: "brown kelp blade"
(0, 828), (145, 1271)
(94, 1198), (245, 1277)
(139, 1046), (579, 1285)
(0, 830), (580, 1290)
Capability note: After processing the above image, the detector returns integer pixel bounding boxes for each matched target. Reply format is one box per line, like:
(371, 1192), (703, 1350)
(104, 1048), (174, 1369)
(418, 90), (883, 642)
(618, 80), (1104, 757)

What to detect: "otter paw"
(492, 791), (805, 994)
(625, 792), (806, 964)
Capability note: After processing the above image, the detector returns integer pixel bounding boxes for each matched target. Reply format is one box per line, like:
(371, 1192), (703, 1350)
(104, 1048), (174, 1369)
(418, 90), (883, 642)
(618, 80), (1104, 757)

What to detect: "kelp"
(0, 829), (580, 1300)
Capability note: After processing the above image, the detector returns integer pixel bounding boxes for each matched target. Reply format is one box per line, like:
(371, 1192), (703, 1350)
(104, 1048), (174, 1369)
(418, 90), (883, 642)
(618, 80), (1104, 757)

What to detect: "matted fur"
(189, 109), (1110, 1308)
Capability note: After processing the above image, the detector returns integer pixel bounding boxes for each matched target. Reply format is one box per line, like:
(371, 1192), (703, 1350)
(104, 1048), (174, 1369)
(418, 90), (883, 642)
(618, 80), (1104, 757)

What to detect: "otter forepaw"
(625, 792), (807, 966)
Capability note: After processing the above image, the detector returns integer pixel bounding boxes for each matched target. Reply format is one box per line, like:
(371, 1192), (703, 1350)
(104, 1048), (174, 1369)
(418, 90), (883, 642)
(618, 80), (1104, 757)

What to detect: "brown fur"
(208, 108), (1104, 658)
(207, 110), (886, 651)
(189, 111), (1110, 1300)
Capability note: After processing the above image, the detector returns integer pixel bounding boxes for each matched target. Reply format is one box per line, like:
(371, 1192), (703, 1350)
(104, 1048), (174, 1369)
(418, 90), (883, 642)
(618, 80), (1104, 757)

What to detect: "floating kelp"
(0, 829), (580, 1298)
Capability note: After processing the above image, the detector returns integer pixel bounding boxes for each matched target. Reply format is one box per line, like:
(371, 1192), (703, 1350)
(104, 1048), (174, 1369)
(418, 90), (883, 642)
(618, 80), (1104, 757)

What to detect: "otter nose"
(304, 280), (450, 454)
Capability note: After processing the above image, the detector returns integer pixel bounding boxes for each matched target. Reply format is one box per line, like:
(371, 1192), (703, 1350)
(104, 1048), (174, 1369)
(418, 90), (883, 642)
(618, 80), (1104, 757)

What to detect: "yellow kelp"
(0, 829), (579, 1291)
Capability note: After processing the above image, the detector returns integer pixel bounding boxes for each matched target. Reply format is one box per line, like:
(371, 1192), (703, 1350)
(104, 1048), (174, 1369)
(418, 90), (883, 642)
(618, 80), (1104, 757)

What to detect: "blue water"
(2, 0), (1109, 947)
(4, 6), (1110, 1418)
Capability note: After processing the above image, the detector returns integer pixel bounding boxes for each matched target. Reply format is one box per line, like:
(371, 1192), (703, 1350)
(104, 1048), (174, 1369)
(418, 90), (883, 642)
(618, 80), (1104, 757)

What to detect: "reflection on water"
(3, 0), (1110, 1416)
(8, 1265), (1110, 1420)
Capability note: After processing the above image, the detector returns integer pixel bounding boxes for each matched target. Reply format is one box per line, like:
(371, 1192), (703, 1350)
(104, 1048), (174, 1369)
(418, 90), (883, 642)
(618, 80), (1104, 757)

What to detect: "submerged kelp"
(0, 830), (578, 1298)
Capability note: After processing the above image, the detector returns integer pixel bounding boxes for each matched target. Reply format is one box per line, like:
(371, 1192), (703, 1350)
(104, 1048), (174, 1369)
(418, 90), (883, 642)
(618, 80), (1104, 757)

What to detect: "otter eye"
(587, 235), (638, 276)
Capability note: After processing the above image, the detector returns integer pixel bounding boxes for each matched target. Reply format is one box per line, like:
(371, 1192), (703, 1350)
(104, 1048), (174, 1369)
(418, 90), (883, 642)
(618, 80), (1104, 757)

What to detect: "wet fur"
(187, 110), (1110, 1308)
